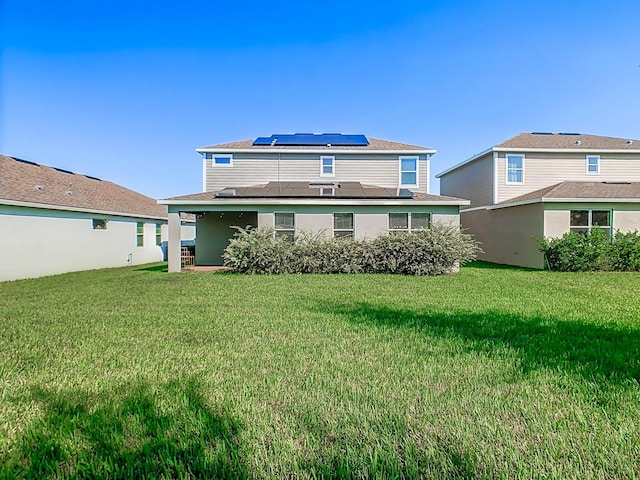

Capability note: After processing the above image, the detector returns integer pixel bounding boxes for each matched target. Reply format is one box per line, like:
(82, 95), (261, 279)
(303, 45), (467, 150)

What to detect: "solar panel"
(558, 132), (581, 136)
(252, 134), (368, 146)
(398, 189), (415, 198)
(84, 175), (102, 181)
(53, 167), (75, 175)
(531, 132), (553, 135)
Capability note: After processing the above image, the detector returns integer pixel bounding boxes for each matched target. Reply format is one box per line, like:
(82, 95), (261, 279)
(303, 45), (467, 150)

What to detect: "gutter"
(0, 198), (167, 221)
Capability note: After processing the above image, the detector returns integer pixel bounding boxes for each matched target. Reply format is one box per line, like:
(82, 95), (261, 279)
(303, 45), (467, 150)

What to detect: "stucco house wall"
(0, 205), (166, 282)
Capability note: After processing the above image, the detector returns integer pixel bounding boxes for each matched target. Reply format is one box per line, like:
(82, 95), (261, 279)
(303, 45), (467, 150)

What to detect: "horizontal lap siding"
(205, 153), (430, 191)
(439, 153), (493, 207)
(497, 152), (640, 203)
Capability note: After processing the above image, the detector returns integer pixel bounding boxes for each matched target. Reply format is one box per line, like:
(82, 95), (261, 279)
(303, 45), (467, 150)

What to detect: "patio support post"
(168, 211), (181, 272)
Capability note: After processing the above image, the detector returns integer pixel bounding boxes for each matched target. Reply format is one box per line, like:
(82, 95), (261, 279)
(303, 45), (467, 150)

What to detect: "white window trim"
(506, 154), (525, 185)
(388, 212), (432, 232)
(399, 156), (419, 187)
(320, 156), (335, 177)
(586, 155), (600, 175)
(333, 212), (355, 238)
(206, 153), (234, 167)
(274, 212), (295, 242)
(570, 209), (612, 234)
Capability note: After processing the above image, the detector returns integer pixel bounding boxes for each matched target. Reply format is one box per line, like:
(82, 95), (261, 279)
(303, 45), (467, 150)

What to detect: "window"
(92, 219), (107, 230)
(400, 156), (418, 186)
(320, 156), (335, 177)
(570, 210), (611, 236)
(205, 153), (233, 166)
(274, 212), (295, 242)
(155, 224), (162, 246)
(333, 213), (354, 238)
(586, 155), (600, 174)
(389, 212), (431, 232)
(137, 222), (144, 247)
(506, 154), (524, 184)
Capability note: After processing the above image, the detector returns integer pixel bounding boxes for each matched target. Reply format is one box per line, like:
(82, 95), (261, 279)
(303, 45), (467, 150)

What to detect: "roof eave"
(195, 147), (436, 155)
(493, 147), (640, 154)
(0, 198), (167, 220)
(436, 147), (494, 178)
(489, 196), (640, 210)
(159, 198), (469, 207)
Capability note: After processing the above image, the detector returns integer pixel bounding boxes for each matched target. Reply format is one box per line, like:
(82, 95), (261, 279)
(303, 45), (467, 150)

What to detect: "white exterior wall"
(0, 207), (165, 282)
(204, 154), (431, 193)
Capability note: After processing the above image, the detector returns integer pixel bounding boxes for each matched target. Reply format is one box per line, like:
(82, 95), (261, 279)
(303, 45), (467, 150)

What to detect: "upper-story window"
(320, 156), (335, 177)
(506, 154), (524, 184)
(205, 153), (233, 166)
(400, 156), (418, 187)
(586, 155), (600, 175)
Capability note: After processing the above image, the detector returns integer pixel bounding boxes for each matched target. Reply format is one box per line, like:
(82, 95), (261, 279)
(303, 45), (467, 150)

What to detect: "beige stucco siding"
(0, 206), (165, 282)
(543, 202), (640, 238)
(461, 203), (545, 269)
(439, 153), (494, 208)
(497, 152), (640, 203)
(205, 154), (430, 193)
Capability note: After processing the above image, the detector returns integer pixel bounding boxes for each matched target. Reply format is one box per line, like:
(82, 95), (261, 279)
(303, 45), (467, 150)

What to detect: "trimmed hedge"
(538, 229), (640, 272)
(223, 224), (480, 275)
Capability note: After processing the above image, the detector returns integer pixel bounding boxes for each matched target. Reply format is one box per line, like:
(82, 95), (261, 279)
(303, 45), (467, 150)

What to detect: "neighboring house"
(437, 133), (640, 268)
(0, 154), (169, 282)
(160, 133), (469, 272)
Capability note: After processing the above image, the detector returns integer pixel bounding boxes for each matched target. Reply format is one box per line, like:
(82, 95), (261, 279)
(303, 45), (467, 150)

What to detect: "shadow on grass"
(135, 263), (168, 273)
(317, 302), (640, 386)
(1, 378), (248, 479)
(464, 260), (538, 271)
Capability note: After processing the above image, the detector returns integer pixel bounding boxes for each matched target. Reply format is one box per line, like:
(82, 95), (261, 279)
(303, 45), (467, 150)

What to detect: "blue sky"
(2, 0), (639, 197)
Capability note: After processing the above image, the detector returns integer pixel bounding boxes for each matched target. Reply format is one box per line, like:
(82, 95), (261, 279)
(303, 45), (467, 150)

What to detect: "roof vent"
(627, 140), (634, 144)
(65, 190), (72, 196)
(35, 185), (43, 190)
(575, 140), (582, 145)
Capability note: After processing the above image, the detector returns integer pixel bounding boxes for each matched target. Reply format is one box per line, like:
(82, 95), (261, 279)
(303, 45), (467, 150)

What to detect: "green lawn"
(1, 263), (639, 479)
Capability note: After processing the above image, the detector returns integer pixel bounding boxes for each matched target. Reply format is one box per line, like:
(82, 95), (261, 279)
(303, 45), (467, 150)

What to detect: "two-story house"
(437, 132), (640, 268)
(160, 133), (469, 272)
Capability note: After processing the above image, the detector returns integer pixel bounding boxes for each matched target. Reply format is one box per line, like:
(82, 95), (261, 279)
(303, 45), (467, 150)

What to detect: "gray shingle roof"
(0, 155), (167, 219)
(497, 181), (640, 206)
(198, 136), (433, 151)
(497, 133), (640, 150)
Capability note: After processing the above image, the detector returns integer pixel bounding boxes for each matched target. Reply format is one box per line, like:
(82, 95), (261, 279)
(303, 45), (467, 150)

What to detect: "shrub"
(538, 229), (640, 272)
(223, 224), (480, 275)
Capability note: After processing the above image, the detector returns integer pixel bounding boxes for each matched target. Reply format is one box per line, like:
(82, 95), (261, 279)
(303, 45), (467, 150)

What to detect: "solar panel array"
(253, 134), (369, 146)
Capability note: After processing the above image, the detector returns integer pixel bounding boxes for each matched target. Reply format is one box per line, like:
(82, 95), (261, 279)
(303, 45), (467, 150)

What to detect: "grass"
(1, 262), (639, 479)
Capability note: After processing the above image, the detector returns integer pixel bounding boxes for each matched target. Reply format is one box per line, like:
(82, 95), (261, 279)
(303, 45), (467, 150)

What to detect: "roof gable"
(0, 155), (167, 219)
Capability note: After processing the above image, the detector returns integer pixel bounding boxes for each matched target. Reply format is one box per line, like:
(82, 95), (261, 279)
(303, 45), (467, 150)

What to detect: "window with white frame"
(333, 213), (354, 238)
(570, 210), (611, 236)
(320, 156), (335, 177)
(400, 156), (418, 186)
(388, 212), (431, 232)
(506, 154), (524, 184)
(586, 155), (600, 175)
(205, 153), (233, 166)
(274, 212), (295, 242)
